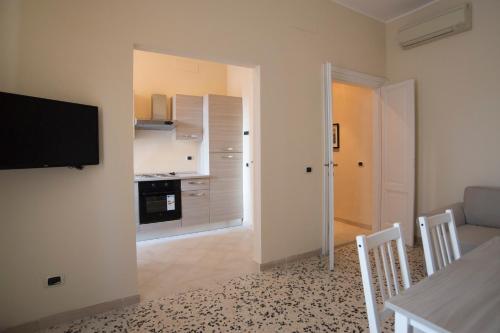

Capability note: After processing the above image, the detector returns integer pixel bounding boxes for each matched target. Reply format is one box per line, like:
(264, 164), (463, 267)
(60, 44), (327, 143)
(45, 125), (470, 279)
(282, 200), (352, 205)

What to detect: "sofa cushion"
(457, 224), (500, 254)
(463, 186), (500, 228)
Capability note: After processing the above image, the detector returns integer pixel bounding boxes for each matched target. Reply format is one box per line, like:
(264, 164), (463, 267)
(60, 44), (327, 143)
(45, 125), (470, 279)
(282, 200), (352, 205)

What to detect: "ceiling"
(332, 0), (437, 22)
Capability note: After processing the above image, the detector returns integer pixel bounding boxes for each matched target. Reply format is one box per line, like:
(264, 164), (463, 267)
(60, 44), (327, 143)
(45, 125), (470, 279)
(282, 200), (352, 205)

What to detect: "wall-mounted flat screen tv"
(0, 92), (99, 170)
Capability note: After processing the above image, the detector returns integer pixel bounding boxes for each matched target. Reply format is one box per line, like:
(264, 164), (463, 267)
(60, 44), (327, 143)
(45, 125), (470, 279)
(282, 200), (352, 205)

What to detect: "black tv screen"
(0, 92), (99, 170)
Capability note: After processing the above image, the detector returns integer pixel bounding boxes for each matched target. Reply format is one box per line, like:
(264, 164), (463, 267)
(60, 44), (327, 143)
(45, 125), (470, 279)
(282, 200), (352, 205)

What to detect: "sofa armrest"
(419, 202), (466, 226)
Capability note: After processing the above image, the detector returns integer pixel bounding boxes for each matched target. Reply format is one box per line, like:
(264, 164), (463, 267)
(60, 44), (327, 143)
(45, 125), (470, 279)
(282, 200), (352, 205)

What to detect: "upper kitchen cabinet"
(204, 95), (243, 153)
(173, 94), (203, 140)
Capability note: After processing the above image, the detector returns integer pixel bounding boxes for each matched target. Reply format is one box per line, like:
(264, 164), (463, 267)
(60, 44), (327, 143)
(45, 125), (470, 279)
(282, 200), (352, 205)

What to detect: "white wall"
(226, 65), (254, 228)
(0, 0), (385, 328)
(133, 130), (200, 173)
(133, 50), (228, 173)
(333, 82), (373, 228)
(0, 0), (18, 91)
(386, 0), (500, 214)
(133, 50), (228, 120)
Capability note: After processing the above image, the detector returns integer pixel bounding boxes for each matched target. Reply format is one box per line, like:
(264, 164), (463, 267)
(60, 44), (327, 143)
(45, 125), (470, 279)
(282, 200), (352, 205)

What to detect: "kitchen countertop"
(134, 172), (210, 182)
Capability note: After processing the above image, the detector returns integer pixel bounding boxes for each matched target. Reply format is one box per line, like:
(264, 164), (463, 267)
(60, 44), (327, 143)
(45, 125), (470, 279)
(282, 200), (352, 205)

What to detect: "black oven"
(138, 180), (182, 224)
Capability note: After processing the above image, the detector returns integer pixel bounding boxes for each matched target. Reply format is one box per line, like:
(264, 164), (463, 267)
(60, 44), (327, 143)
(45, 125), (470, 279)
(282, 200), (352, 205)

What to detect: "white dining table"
(385, 236), (500, 333)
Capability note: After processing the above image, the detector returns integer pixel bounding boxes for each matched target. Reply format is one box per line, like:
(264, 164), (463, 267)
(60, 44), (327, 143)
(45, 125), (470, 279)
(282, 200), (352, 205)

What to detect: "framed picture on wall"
(333, 123), (340, 149)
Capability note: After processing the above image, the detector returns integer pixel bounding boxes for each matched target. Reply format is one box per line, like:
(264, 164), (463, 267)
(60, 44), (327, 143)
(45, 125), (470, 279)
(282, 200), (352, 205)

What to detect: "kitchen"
(132, 50), (257, 298)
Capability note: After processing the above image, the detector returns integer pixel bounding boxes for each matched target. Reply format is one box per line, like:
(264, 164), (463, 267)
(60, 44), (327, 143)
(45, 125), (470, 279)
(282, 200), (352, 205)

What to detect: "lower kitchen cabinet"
(181, 189), (209, 227)
(209, 152), (243, 223)
(181, 178), (210, 191)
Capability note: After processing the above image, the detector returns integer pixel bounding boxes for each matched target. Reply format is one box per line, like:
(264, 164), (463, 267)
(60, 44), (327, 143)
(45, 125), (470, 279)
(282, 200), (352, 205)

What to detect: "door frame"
(322, 64), (386, 270)
(322, 63), (334, 269)
(132, 46), (263, 264)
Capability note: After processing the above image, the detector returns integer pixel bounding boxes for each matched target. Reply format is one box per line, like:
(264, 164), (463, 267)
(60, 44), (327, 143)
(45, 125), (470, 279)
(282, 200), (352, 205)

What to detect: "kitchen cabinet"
(199, 94), (244, 225)
(209, 152), (243, 223)
(173, 94), (203, 140)
(181, 178), (209, 191)
(206, 95), (243, 152)
(181, 189), (209, 227)
(181, 177), (210, 228)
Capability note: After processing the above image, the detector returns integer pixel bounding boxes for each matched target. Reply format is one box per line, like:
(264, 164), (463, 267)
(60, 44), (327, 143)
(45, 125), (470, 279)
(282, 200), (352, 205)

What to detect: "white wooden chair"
(356, 223), (412, 333)
(418, 209), (461, 277)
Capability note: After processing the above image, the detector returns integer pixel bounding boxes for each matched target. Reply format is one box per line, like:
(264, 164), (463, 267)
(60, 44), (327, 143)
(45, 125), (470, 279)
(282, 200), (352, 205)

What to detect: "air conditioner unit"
(398, 3), (472, 49)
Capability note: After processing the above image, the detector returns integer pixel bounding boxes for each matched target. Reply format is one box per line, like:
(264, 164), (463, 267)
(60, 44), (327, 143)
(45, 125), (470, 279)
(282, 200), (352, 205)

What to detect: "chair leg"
(395, 312), (412, 333)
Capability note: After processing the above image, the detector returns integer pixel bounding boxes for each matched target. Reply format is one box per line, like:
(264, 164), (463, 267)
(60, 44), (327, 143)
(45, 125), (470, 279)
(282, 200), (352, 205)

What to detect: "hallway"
(334, 220), (371, 247)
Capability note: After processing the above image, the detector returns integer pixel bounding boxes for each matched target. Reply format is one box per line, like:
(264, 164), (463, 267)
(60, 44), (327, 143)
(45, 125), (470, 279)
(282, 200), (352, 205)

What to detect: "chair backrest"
(418, 209), (461, 276)
(356, 223), (412, 333)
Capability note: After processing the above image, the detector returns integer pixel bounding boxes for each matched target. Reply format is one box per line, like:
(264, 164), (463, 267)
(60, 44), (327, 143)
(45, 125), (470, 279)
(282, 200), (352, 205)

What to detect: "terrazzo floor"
(42, 244), (426, 333)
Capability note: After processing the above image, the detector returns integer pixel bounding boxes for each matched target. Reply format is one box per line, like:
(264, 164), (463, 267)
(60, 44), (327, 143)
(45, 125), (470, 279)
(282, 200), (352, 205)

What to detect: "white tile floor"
(334, 220), (371, 247)
(136, 226), (258, 300)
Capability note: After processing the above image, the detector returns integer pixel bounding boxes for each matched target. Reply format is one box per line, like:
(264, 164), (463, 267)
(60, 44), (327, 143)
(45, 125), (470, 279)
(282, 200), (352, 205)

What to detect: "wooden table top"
(386, 236), (500, 333)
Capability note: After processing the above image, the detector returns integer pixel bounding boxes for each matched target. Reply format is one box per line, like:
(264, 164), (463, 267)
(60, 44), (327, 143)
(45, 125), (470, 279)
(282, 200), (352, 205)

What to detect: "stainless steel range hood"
(134, 94), (176, 131)
(134, 119), (176, 130)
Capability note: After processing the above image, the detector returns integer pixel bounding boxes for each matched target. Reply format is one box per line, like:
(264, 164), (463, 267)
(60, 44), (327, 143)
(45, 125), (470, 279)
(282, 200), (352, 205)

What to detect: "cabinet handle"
(181, 134), (198, 139)
(224, 147), (234, 151)
(188, 192), (205, 197)
(221, 155), (234, 159)
(188, 181), (205, 185)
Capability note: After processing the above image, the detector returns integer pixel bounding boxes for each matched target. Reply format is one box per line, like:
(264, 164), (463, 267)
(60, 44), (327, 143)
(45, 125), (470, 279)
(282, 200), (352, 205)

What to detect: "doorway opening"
(332, 82), (375, 247)
(323, 64), (416, 271)
(132, 49), (261, 299)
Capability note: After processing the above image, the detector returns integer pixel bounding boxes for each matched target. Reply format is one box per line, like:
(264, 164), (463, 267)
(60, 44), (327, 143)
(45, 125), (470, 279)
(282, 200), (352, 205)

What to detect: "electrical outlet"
(187, 156), (192, 160)
(45, 274), (64, 288)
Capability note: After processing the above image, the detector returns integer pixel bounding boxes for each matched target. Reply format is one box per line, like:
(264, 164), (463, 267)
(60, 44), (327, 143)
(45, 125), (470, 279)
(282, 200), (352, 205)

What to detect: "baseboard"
(335, 217), (371, 230)
(334, 240), (356, 249)
(4, 294), (140, 333)
(259, 248), (321, 271)
(137, 219), (243, 242)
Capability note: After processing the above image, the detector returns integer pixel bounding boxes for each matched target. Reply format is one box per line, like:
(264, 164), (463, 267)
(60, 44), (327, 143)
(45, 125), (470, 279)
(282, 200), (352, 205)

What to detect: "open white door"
(379, 80), (415, 246)
(323, 63), (334, 270)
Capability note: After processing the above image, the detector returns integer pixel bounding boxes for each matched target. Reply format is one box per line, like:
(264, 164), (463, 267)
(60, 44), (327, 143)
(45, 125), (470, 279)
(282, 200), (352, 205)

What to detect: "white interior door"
(380, 80), (415, 246)
(323, 63), (334, 270)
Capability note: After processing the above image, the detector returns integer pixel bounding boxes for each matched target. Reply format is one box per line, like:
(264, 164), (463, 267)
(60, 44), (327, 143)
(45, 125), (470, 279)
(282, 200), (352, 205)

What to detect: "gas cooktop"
(134, 172), (209, 182)
(134, 172), (179, 182)
(136, 172), (177, 178)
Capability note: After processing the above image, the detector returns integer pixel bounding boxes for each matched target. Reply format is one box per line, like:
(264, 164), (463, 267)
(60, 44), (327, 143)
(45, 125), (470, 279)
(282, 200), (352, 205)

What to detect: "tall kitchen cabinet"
(201, 95), (243, 224)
